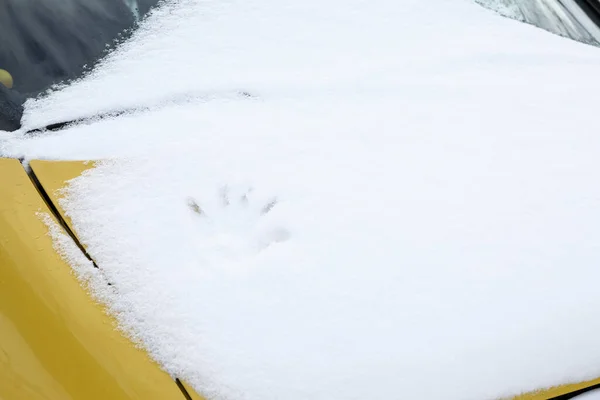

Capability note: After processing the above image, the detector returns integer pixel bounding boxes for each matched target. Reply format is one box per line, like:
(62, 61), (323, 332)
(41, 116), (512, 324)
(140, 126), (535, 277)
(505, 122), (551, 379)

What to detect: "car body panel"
(513, 377), (600, 399)
(0, 157), (186, 400)
(28, 158), (207, 400)
(8, 158), (600, 400)
(29, 159), (95, 235)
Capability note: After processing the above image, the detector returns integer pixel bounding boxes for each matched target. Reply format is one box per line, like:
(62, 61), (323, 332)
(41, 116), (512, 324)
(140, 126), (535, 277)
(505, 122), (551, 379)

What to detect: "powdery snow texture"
(3, 0), (600, 399)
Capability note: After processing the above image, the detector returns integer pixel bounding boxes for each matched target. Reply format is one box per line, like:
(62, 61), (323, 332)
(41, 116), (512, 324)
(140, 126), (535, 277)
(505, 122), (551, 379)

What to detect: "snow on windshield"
(0, 0), (162, 131)
(4, 0), (600, 399)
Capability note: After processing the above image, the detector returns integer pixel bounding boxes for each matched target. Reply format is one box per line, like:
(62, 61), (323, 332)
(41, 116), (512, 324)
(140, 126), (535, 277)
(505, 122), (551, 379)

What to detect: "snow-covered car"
(3, 0), (600, 399)
(0, 159), (204, 399)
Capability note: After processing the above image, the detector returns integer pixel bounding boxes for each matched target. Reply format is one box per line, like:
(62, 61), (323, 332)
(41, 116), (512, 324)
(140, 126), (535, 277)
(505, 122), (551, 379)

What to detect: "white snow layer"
(576, 389), (600, 399)
(3, 0), (600, 399)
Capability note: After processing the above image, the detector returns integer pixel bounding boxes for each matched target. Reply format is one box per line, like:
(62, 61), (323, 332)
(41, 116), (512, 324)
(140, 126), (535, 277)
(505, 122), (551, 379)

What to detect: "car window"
(0, 0), (158, 131)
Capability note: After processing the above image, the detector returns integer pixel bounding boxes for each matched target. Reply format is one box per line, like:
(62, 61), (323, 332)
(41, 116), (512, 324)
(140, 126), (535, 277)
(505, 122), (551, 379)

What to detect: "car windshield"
(3, 0), (600, 133)
(0, 0), (158, 131)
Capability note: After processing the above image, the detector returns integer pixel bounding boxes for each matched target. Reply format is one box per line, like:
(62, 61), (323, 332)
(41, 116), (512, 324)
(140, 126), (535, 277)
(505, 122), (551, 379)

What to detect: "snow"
(576, 389), (600, 399)
(3, 0), (600, 399)
(38, 212), (114, 305)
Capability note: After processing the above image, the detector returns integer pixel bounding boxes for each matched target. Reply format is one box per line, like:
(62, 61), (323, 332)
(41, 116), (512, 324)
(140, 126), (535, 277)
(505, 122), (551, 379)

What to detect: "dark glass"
(0, 0), (159, 131)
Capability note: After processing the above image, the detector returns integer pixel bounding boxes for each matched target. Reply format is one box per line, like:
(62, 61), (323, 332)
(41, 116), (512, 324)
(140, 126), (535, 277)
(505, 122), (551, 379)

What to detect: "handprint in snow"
(187, 185), (290, 262)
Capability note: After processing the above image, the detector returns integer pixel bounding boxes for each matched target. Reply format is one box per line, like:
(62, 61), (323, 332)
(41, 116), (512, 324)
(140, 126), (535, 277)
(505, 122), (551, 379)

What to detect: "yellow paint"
(510, 376), (600, 399)
(29, 159), (95, 235)
(29, 159), (208, 400)
(0, 158), (186, 400)
(0, 68), (13, 88)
